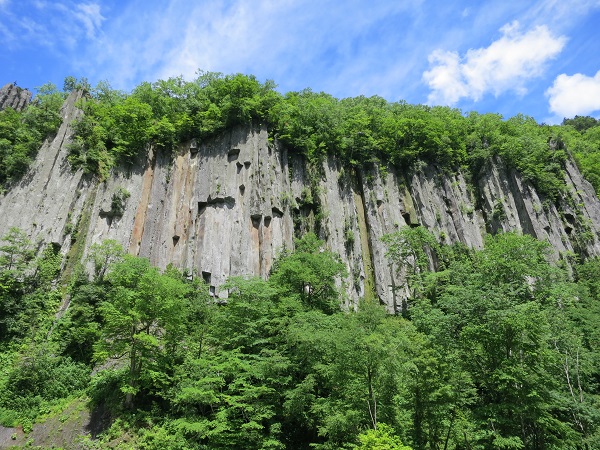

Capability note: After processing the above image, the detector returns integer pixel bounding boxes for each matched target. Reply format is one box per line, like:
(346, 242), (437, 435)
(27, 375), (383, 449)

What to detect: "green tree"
(270, 89), (342, 161)
(418, 234), (587, 448)
(63, 76), (77, 92)
(87, 239), (124, 280)
(0, 227), (34, 272)
(283, 300), (425, 449)
(55, 278), (105, 365)
(172, 277), (287, 449)
(0, 82), (65, 186)
(355, 423), (412, 450)
(562, 115), (599, 132)
(382, 226), (443, 302)
(269, 233), (346, 313)
(0, 228), (36, 341)
(94, 255), (192, 407)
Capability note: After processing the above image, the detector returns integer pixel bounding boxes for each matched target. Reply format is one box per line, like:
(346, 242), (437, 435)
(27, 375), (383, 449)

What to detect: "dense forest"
(0, 73), (600, 449)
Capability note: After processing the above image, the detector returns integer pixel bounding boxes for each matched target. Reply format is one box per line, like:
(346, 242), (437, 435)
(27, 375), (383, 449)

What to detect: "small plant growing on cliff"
(492, 198), (506, 220)
(379, 164), (389, 180)
(299, 187), (314, 207)
(344, 218), (355, 248)
(460, 202), (474, 216)
(110, 187), (131, 218)
(345, 229), (355, 247)
(281, 191), (296, 209)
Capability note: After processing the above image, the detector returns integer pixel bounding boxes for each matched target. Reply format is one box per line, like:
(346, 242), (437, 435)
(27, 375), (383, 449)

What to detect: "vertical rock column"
(0, 83), (32, 111)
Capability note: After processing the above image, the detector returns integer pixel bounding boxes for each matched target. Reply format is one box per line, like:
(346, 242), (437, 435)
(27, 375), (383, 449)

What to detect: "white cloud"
(157, 0), (400, 81)
(74, 3), (104, 39)
(525, 0), (600, 26)
(546, 71), (600, 117)
(0, 0), (104, 50)
(82, 0), (423, 93)
(423, 21), (566, 105)
(422, 50), (467, 104)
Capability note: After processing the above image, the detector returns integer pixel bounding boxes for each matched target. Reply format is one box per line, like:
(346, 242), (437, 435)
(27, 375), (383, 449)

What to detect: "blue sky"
(1, 0), (600, 124)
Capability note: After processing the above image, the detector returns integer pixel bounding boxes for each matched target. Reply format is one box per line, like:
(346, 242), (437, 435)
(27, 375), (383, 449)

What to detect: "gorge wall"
(2, 91), (600, 311)
(0, 82), (32, 112)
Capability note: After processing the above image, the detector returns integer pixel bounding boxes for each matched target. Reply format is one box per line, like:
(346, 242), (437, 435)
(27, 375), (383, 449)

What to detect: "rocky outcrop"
(2, 93), (600, 310)
(475, 156), (600, 257)
(91, 126), (297, 297)
(0, 90), (87, 249)
(353, 164), (486, 312)
(0, 83), (32, 111)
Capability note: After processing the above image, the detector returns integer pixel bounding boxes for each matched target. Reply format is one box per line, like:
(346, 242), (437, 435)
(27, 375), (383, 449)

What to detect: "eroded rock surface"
(0, 82), (32, 111)
(0, 90), (88, 251)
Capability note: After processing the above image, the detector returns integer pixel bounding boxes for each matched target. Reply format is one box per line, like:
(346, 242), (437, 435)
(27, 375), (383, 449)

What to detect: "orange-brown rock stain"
(129, 148), (155, 255)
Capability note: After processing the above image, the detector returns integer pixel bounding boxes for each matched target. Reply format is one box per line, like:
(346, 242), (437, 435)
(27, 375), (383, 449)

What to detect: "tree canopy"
(54, 72), (600, 201)
(0, 227), (598, 449)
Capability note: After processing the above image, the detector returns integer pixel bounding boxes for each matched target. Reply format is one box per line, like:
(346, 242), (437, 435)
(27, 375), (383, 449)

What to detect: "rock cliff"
(0, 82), (32, 111)
(2, 92), (600, 310)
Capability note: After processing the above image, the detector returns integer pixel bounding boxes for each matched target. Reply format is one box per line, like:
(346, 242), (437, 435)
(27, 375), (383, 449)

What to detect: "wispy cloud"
(423, 21), (567, 105)
(0, 0), (104, 51)
(81, 0), (423, 94)
(2, 0), (599, 124)
(73, 3), (105, 39)
(546, 71), (600, 118)
(524, 0), (600, 27)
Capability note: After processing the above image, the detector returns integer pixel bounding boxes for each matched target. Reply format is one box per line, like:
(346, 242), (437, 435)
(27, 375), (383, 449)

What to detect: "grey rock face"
(0, 90), (87, 251)
(2, 93), (600, 310)
(355, 163), (486, 312)
(0, 83), (32, 111)
(476, 157), (600, 258)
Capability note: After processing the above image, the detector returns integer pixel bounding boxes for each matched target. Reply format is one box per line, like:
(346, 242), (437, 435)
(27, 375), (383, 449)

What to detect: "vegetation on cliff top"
(60, 72), (600, 201)
(0, 83), (65, 188)
(1, 73), (599, 201)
